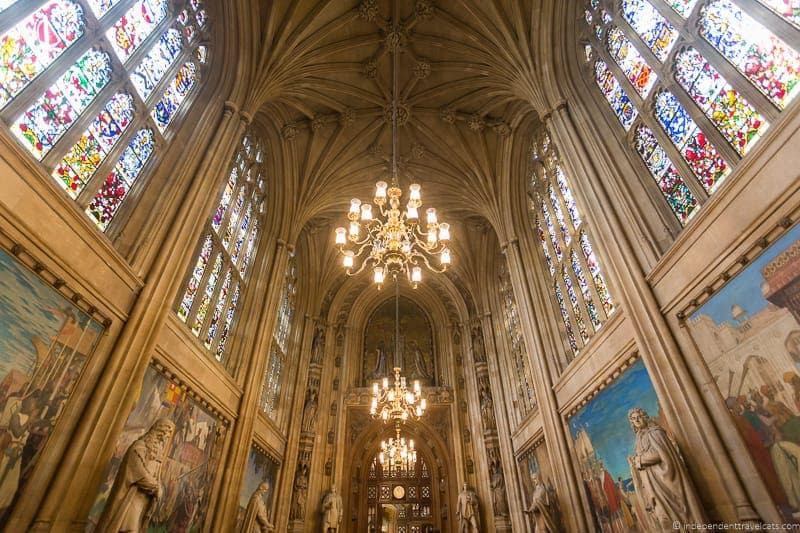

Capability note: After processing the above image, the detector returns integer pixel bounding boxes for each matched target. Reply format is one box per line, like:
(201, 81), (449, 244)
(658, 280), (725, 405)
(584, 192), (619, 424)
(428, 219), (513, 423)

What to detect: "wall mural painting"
(519, 444), (562, 531)
(362, 296), (435, 386)
(687, 223), (800, 523)
(568, 359), (660, 532)
(236, 445), (279, 530)
(0, 249), (104, 523)
(86, 366), (224, 532)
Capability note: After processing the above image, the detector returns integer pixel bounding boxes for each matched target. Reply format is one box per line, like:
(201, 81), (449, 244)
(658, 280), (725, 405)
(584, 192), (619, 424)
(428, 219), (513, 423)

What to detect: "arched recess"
(343, 416), (456, 533)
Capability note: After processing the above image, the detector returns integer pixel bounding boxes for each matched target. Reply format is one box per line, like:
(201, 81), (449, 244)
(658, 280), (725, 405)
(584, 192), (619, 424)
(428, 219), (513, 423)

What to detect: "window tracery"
(528, 130), (615, 360)
(0, 0), (209, 231)
(177, 131), (265, 363)
(583, 0), (797, 227)
(260, 256), (297, 418)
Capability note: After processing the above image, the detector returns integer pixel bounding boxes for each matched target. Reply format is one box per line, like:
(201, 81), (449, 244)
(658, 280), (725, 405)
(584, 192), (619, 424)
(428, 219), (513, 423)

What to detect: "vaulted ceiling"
(225, 0), (571, 308)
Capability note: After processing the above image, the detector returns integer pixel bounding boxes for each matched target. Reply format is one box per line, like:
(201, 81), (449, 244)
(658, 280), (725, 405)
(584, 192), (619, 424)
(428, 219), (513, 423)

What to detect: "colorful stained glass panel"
(621, 0), (679, 62)
(666, 0), (699, 17)
(216, 284), (239, 360)
(52, 92), (134, 197)
(579, 230), (614, 314)
(85, 128), (155, 230)
(606, 27), (657, 97)
(13, 49), (111, 159)
(131, 28), (183, 100)
(204, 269), (231, 349)
(700, 0), (800, 109)
(594, 60), (638, 129)
(178, 234), (213, 321)
(633, 125), (699, 224)
(86, 0), (122, 17)
(756, 0), (800, 28)
(0, 1), (85, 109)
(151, 62), (197, 132)
(191, 253), (222, 335)
(106, 0), (169, 63)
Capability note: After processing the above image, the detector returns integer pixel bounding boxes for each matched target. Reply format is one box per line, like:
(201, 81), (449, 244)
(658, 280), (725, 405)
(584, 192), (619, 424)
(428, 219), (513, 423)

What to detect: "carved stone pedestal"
(493, 515), (512, 532)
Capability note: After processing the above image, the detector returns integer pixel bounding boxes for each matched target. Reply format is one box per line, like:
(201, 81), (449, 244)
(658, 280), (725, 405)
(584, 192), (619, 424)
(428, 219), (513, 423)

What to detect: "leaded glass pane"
(621, 0), (679, 61)
(151, 61), (197, 131)
(606, 26), (657, 97)
(131, 27), (183, 100)
(756, 0), (800, 28)
(665, 0), (699, 17)
(106, 0), (169, 63)
(593, 60), (638, 129)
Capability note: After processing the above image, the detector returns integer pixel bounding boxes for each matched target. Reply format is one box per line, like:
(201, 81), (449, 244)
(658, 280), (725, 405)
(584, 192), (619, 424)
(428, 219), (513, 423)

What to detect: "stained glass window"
(594, 60), (638, 129)
(528, 130), (615, 361)
(0, 0), (208, 233)
(606, 27), (657, 97)
(700, 0), (800, 109)
(498, 262), (537, 415)
(674, 48), (769, 155)
(177, 131), (267, 364)
(583, 0), (796, 231)
(0, 1), (85, 109)
(621, 0), (679, 61)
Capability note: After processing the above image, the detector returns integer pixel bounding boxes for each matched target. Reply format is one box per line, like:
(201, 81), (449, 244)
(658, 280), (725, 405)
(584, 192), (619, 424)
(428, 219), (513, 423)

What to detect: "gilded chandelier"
(380, 423), (417, 474)
(370, 366), (427, 422)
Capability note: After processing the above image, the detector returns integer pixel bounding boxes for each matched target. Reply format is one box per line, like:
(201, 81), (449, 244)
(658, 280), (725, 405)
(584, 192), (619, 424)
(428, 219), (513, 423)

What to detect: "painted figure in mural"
(627, 407), (705, 531)
(311, 324), (325, 365)
(525, 473), (557, 532)
(290, 462), (308, 520)
(301, 388), (318, 433)
(243, 482), (274, 532)
(490, 460), (509, 516)
(409, 340), (431, 381)
(456, 483), (480, 532)
(0, 391), (42, 514)
(471, 326), (486, 363)
(96, 418), (176, 532)
(371, 340), (389, 379)
(322, 485), (343, 532)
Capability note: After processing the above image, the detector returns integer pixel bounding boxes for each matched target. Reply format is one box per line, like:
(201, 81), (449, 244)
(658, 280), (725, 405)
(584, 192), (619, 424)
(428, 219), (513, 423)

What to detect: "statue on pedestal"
(456, 483), (480, 532)
(242, 482), (274, 532)
(471, 326), (486, 363)
(627, 407), (706, 531)
(96, 418), (175, 532)
(490, 460), (509, 516)
(321, 485), (343, 532)
(290, 462), (309, 520)
(311, 325), (325, 365)
(525, 473), (556, 533)
(301, 389), (318, 432)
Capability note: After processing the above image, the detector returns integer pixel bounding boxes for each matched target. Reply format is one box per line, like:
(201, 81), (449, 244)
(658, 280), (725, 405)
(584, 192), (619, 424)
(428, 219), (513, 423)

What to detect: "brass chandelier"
(334, 17), (451, 289)
(379, 422), (417, 474)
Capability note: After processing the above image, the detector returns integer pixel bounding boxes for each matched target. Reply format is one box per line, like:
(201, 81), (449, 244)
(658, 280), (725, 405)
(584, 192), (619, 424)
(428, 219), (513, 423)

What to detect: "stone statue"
(525, 473), (557, 532)
(409, 340), (431, 380)
(242, 482), (274, 532)
(456, 483), (480, 532)
(472, 326), (486, 363)
(96, 418), (175, 532)
(479, 385), (496, 431)
(311, 325), (325, 365)
(301, 389), (318, 432)
(627, 407), (705, 531)
(290, 463), (309, 520)
(490, 460), (509, 516)
(322, 485), (343, 532)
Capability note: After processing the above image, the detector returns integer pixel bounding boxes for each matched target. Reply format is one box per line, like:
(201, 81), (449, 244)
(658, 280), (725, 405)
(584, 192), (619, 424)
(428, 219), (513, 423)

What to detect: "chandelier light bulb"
(411, 266), (422, 283)
(349, 198), (362, 215)
(416, 406), (422, 417)
(374, 266), (385, 285)
(388, 389), (395, 401)
(343, 250), (354, 268)
(401, 241), (412, 254)
(383, 377), (389, 390)
(373, 382), (379, 395)
(349, 221), (360, 237)
(420, 398), (427, 410)
(441, 248), (451, 265)
(407, 205), (419, 221)
(426, 208), (437, 225)
(335, 227), (346, 244)
(409, 183), (421, 202)
(382, 410), (388, 420)
(427, 231), (437, 245)
(375, 181), (388, 199)
(361, 203), (373, 221)
(438, 222), (450, 241)
(406, 392), (415, 404)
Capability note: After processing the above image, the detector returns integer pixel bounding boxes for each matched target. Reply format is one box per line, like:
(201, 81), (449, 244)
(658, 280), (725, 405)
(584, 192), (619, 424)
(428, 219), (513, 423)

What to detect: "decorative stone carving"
(492, 122), (511, 137)
(490, 458), (509, 516)
(415, 0), (435, 19)
(479, 380), (496, 432)
(471, 326), (486, 363)
(440, 106), (456, 124)
(385, 27), (407, 51)
(289, 461), (309, 520)
(281, 122), (298, 141)
(411, 142), (426, 159)
(311, 115), (326, 132)
(242, 482), (275, 532)
(467, 114), (485, 131)
(525, 473), (556, 533)
(301, 388), (318, 432)
(95, 418), (175, 532)
(339, 107), (355, 127)
(414, 59), (431, 79)
(384, 102), (410, 126)
(627, 407), (706, 530)
(363, 58), (378, 78)
(358, 0), (379, 21)
(322, 486), (343, 532)
(456, 483), (481, 532)
(311, 324), (325, 365)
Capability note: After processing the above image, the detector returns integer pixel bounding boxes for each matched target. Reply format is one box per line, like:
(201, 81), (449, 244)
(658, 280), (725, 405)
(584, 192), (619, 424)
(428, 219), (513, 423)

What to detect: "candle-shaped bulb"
(441, 248), (451, 265)
(349, 221), (360, 237)
(409, 183), (421, 201)
(411, 266), (422, 283)
(426, 208), (437, 225)
(360, 203), (373, 221)
(343, 250), (354, 268)
(335, 227), (346, 244)
(438, 222), (450, 241)
(349, 198), (362, 215)
(374, 266), (384, 285)
(375, 181), (388, 199)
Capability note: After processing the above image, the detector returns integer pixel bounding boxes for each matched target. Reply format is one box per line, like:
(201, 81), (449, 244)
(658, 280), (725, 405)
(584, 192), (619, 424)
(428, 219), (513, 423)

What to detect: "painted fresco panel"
(235, 445), (279, 529)
(687, 223), (800, 523)
(86, 366), (224, 532)
(568, 359), (660, 532)
(0, 248), (104, 522)
(362, 296), (435, 386)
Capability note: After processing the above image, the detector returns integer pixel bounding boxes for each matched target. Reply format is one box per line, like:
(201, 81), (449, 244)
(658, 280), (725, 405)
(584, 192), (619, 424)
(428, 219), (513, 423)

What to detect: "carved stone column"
(211, 239), (291, 530)
(288, 359), (322, 532)
(33, 102), (250, 531)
